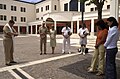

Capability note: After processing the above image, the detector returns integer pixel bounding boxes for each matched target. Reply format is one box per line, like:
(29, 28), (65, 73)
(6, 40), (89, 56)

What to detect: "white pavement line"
(8, 70), (22, 79)
(16, 68), (35, 79)
(0, 53), (80, 72)
(20, 53), (80, 67)
(0, 38), (3, 40)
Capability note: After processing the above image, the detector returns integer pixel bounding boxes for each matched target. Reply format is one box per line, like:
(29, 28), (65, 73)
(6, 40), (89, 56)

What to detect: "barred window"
(11, 5), (17, 11)
(0, 4), (6, 10)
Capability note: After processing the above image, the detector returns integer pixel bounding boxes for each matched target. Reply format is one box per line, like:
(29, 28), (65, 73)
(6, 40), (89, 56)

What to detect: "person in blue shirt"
(104, 17), (119, 79)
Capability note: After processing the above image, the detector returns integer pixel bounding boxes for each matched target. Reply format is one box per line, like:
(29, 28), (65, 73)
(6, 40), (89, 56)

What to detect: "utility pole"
(80, 2), (85, 23)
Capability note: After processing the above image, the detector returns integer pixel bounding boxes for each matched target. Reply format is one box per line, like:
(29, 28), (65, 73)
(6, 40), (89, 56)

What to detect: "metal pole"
(80, 2), (85, 23)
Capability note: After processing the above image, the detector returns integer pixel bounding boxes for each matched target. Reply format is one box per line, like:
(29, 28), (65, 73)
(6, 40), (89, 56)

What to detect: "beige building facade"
(0, 0), (119, 35)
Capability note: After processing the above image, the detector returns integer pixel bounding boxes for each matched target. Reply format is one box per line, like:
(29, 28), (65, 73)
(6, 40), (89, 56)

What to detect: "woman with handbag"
(78, 23), (89, 55)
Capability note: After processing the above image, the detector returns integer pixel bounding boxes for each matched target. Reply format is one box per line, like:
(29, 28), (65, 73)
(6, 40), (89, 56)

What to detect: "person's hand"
(64, 35), (68, 39)
(14, 33), (18, 36)
(104, 46), (107, 49)
(80, 36), (84, 38)
(95, 45), (99, 49)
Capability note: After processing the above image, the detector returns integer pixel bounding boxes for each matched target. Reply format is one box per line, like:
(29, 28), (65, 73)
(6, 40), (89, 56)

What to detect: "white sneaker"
(79, 52), (83, 54)
(68, 52), (71, 54)
(83, 52), (86, 55)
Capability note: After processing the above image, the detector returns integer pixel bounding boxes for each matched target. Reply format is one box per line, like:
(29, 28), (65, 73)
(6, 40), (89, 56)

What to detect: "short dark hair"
(107, 17), (118, 27)
(9, 20), (15, 24)
(95, 20), (106, 30)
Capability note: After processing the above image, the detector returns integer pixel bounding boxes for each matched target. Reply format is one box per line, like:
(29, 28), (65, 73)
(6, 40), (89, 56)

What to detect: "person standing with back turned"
(104, 17), (119, 79)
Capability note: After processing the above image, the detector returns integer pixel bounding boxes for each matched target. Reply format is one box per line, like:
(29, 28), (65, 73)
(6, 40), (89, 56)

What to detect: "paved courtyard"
(0, 34), (120, 79)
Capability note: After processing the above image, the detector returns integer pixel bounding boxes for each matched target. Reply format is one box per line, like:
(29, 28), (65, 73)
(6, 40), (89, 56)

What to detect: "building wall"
(36, 0), (52, 20)
(59, 0), (70, 11)
(51, 0), (60, 12)
(0, 0), (36, 33)
(0, 0), (36, 24)
(0, 0), (116, 35)
(85, 0), (110, 12)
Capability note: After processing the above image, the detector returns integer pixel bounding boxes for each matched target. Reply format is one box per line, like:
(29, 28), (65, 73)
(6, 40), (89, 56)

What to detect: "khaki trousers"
(90, 44), (105, 73)
(40, 37), (47, 53)
(3, 38), (14, 64)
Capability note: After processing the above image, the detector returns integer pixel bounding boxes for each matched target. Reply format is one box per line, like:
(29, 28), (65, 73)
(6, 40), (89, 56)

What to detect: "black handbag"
(78, 48), (89, 53)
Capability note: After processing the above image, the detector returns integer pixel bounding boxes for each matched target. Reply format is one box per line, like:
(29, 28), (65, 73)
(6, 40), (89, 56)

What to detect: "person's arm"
(78, 29), (84, 38)
(7, 32), (18, 36)
(61, 27), (65, 37)
(12, 27), (18, 36)
(39, 27), (43, 36)
(69, 28), (72, 36)
(5, 26), (18, 36)
(62, 32), (65, 37)
(96, 33), (107, 47)
(84, 28), (90, 37)
(104, 30), (116, 47)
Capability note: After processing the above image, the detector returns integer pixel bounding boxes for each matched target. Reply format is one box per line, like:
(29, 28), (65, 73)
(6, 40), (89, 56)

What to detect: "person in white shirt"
(78, 23), (89, 55)
(61, 23), (72, 54)
(104, 17), (119, 79)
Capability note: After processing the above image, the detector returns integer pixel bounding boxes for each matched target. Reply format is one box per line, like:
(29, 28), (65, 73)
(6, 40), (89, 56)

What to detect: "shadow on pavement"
(60, 58), (120, 79)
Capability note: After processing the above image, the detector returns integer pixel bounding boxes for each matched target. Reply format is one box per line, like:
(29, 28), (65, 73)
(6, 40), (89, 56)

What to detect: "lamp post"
(80, 2), (85, 23)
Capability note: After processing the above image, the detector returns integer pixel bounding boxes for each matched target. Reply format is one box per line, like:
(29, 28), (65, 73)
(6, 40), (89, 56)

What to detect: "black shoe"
(6, 63), (12, 66)
(96, 72), (104, 76)
(10, 61), (17, 63)
(40, 53), (42, 55)
(44, 53), (46, 54)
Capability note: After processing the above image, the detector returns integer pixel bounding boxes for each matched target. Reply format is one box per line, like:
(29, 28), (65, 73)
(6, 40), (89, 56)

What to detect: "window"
(4, 5), (6, 9)
(11, 16), (17, 21)
(36, 18), (39, 20)
(70, 0), (78, 11)
(54, 5), (57, 10)
(21, 7), (26, 12)
(46, 5), (49, 11)
(0, 4), (6, 10)
(95, 7), (97, 11)
(45, 6), (47, 11)
(90, 8), (94, 11)
(0, 4), (2, 9)
(4, 15), (7, 20)
(0, 15), (3, 20)
(11, 5), (17, 11)
(107, 5), (110, 9)
(41, 17), (43, 20)
(36, 8), (39, 13)
(64, 3), (68, 11)
(21, 17), (26, 22)
(0, 15), (7, 21)
(41, 7), (43, 12)
(48, 5), (49, 10)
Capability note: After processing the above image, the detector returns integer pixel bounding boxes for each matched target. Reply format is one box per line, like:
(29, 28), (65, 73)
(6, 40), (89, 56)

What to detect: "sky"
(20, 0), (42, 3)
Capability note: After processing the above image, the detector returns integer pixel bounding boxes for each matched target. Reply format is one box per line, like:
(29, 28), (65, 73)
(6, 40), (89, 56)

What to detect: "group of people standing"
(2, 17), (119, 79)
(38, 22), (72, 55)
(88, 17), (119, 79)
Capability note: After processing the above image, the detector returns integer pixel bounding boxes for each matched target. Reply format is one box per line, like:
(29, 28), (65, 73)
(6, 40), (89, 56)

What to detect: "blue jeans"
(105, 47), (118, 79)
